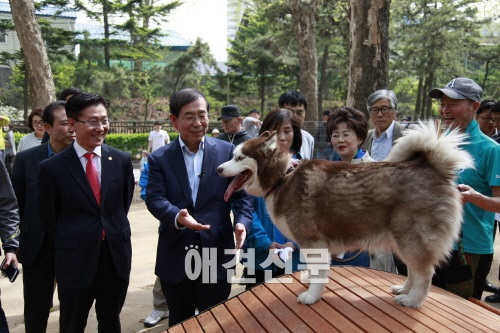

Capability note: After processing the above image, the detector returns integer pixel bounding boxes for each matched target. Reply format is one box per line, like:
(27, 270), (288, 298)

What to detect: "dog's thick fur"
(217, 121), (473, 308)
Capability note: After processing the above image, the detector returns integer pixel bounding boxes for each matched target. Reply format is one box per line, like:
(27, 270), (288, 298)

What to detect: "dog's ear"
(259, 131), (271, 138)
(261, 131), (277, 157)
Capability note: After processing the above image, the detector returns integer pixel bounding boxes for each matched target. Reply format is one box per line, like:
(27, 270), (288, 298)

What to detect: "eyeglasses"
(33, 121), (45, 127)
(331, 132), (355, 141)
(75, 119), (111, 127)
(180, 114), (208, 123)
(369, 106), (392, 115)
(478, 116), (494, 124)
(492, 118), (500, 125)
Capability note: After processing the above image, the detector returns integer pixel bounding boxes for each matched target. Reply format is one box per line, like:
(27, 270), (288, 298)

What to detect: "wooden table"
(164, 267), (500, 332)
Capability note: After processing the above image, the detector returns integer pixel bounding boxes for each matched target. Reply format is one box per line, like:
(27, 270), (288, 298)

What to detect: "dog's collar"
(264, 160), (299, 198)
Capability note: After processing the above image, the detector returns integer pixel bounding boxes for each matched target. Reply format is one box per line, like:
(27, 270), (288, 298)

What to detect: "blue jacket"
(139, 162), (148, 201)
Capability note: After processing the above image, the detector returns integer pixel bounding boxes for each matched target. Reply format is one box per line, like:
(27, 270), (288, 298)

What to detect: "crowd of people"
(0, 77), (500, 332)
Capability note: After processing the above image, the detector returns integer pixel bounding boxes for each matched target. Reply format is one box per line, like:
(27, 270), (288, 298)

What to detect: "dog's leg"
(297, 244), (330, 305)
(392, 268), (413, 295)
(394, 265), (433, 308)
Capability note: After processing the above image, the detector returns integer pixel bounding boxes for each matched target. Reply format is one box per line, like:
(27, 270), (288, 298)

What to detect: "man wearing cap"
(217, 105), (252, 146)
(429, 77), (500, 301)
(148, 120), (170, 153)
(242, 109), (262, 138)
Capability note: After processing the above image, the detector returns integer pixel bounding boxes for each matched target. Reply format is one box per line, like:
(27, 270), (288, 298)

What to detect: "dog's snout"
(217, 166), (223, 175)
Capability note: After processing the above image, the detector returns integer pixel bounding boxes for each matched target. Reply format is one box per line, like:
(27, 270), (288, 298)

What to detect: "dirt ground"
(1, 203), (499, 332)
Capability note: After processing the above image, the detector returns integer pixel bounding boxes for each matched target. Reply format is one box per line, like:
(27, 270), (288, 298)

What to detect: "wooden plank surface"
(166, 267), (500, 333)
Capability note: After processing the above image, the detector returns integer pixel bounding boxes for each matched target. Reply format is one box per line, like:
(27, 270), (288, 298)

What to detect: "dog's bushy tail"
(385, 120), (474, 180)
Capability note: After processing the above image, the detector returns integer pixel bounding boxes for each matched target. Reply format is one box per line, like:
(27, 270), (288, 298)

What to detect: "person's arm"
(147, 140), (153, 153)
(164, 132), (170, 144)
(230, 164), (253, 249)
(458, 185), (500, 212)
(247, 205), (273, 252)
(458, 146), (500, 212)
(0, 160), (19, 267)
(37, 161), (58, 238)
(123, 155), (135, 214)
(242, 117), (257, 132)
(11, 154), (26, 221)
(139, 162), (148, 201)
(146, 153), (209, 231)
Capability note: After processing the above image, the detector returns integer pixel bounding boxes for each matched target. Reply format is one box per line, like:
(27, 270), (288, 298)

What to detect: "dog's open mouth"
(224, 170), (252, 202)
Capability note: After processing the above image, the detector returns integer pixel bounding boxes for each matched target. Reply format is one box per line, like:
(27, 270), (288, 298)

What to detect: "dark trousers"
(23, 235), (55, 333)
(160, 277), (230, 327)
(58, 241), (129, 333)
(0, 299), (9, 333)
(3, 155), (13, 178)
(160, 234), (231, 327)
(242, 267), (285, 291)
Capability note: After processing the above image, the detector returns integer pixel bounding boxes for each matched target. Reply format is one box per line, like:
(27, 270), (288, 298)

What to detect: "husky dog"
(217, 121), (473, 308)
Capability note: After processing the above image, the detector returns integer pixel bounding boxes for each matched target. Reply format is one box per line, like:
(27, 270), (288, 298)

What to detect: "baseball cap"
(428, 77), (482, 102)
(217, 105), (241, 120)
(211, 128), (220, 134)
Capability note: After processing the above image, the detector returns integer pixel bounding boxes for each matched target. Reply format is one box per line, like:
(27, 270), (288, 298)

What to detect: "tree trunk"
(424, 71), (434, 119)
(103, 0), (111, 68)
(415, 75), (423, 120)
(318, 45), (330, 119)
(259, 72), (266, 112)
(10, 0), (56, 110)
(482, 59), (490, 90)
(287, 0), (319, 122)
(347, 0), (390, 116)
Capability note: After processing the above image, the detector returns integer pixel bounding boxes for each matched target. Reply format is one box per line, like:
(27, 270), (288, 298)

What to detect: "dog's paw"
(297, 291), (321, 305)
(391, 285), (409, 295)
(394, 294), (421, 309)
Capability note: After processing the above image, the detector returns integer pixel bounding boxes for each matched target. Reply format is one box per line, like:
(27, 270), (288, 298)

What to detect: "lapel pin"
(109, 157), (113, 161)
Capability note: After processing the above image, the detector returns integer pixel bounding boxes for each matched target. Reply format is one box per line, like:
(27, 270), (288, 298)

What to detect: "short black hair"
(65, 92), (109, 120)
(477, 99), (497, 115)
(259, 108), (302, 154)
(278, 91), (308, 110)
(42, 100), (66, 126)
(59, 87), (83, 101)
(169, 88), (209, 117)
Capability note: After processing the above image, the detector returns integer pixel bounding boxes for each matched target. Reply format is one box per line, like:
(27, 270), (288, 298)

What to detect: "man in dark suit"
(362, 89), (406, 161)
(0, 158), (20, 332)
(146, 88), (253, 326)
(38, 93), (135, 332)
(12, 100), (75, 332)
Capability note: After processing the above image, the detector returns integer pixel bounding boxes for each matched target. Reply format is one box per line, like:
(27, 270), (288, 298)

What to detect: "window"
(0, 34), (6, 43)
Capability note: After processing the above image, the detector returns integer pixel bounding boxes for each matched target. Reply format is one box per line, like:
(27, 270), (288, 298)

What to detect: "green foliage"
(11, 132), (177, 158)
(104, 132), (177, 157)
(113, 0), (182, 72)
(157, 38), (219, 97)
(390, 0), (485, 118)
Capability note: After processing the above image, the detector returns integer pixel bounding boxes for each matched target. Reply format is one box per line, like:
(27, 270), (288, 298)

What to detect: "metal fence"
(10, 120), (176, 134)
